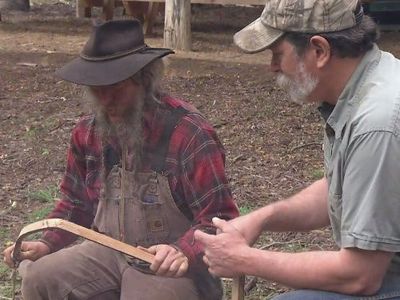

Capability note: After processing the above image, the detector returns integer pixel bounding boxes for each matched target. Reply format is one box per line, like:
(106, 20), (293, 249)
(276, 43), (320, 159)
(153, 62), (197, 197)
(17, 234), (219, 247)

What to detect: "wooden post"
(163, 0), (191, 51)
(122, 1), (146, 23)
(76, 0), (87, 18)
(143, 2), (160, 35)
(103, 0), (115, 20)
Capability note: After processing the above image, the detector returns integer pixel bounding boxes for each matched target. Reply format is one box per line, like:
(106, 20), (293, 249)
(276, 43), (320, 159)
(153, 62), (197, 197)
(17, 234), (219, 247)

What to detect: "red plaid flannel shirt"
(42, 95), (239, 269)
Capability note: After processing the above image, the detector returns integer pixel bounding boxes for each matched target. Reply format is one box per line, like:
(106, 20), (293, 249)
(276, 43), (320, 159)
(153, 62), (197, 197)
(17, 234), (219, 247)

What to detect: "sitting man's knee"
(20, 260), (53, 296)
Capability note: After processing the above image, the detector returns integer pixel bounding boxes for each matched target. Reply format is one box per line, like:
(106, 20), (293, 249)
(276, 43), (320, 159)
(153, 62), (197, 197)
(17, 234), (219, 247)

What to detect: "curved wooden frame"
(12, 218), (244, 300)
(12, 218), (154, 264)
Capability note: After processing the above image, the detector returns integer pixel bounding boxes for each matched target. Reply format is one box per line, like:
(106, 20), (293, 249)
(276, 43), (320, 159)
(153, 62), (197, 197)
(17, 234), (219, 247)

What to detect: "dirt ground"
(1, 2), (400, 299)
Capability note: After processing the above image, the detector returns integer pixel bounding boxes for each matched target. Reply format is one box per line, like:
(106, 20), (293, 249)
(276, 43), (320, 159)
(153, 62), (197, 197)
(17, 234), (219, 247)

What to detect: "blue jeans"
(272, 272), (400, 300)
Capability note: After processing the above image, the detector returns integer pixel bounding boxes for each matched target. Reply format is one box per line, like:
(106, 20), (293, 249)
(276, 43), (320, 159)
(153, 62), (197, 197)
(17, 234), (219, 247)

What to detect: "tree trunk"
(0, 0), (30, 11)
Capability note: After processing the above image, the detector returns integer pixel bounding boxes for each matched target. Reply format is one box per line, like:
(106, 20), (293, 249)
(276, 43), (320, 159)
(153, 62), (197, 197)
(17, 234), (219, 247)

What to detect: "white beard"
(276, 62), (319, 105)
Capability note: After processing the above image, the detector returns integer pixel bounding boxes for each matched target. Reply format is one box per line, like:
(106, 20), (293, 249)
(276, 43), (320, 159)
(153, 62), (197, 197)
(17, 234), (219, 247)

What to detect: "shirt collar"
(322, 44), (381, 138)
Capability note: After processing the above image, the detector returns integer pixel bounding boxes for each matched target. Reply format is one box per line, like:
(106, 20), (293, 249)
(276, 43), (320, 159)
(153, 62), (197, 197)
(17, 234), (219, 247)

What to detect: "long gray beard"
(276, 62), (319, 105)
(93, 95), (145, 174)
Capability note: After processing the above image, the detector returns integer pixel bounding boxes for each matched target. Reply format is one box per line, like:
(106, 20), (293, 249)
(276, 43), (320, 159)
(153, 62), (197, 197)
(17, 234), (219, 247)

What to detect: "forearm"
(233, 178), (329, 244)
(241, 247), (392, 295)
(255, 178), (330, 232)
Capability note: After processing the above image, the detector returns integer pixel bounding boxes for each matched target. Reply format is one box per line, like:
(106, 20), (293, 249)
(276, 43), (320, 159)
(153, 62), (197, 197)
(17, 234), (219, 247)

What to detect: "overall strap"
(152, 106), (188, 173)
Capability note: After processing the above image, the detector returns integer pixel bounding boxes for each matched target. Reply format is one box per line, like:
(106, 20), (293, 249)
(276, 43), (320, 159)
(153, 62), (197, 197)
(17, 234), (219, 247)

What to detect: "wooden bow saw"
(12, 218), (245, 300)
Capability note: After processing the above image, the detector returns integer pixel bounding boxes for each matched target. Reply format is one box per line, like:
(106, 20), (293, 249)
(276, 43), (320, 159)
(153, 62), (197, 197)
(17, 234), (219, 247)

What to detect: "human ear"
(309, 36), (331, 69)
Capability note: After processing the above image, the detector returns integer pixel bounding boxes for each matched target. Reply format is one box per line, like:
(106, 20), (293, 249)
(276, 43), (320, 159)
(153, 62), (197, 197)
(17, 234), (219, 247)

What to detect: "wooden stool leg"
(232, 276), (245, 300)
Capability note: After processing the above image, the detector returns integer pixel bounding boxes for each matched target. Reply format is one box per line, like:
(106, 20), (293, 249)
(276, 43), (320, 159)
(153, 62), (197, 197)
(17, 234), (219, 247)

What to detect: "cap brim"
(234, 18), (284, 54)
(55, 48), (173, 86)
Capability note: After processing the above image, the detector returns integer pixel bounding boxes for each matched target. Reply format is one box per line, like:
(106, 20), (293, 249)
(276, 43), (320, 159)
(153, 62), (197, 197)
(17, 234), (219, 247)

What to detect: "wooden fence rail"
(76, 0), (265, 51)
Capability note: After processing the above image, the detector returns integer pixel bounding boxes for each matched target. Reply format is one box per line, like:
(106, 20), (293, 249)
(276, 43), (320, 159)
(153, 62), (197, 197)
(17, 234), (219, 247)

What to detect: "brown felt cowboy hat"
(56, 19), (174, 86)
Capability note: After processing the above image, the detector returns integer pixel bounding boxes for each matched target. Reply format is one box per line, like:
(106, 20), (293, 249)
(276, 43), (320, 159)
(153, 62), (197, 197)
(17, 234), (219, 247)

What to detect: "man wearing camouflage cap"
(195, 0), (400, 298)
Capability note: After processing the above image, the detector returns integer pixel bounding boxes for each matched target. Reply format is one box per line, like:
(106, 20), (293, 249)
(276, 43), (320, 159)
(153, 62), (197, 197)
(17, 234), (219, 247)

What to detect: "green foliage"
(310, 168), (324, 180)
(25, 118), (58, 139)
(27, 185), (58, 222)
(282, 241), (309, 252)
(0, 226), (13, 250)
(41, 148), (50, 156)
(29, 205), (54, 222)
(0, 263), (15, 298)
(28, 185), (59, 203)
(0, 227), (8, 243)
(25, 125), (41, 138)
(0, 263), (9, 280)
(0, 280), (14, 299)
(239, 204), (253, 215)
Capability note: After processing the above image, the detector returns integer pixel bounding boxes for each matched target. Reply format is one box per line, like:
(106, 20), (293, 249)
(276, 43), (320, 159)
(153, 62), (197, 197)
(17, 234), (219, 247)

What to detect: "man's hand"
(3, 241), (50, 268)
(146, 244), (189, 277)
(228, 213), (264, 246)
(194, 217), (251, 278)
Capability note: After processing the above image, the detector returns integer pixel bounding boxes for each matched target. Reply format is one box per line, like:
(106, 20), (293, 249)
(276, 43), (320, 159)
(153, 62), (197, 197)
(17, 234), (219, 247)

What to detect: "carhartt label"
(149, 219), (164, 232)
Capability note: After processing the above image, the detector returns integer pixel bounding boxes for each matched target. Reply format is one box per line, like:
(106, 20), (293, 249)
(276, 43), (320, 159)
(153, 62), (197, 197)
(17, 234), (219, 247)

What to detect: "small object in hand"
(127, 257), (155, 275)
(197, 224), (217, 234)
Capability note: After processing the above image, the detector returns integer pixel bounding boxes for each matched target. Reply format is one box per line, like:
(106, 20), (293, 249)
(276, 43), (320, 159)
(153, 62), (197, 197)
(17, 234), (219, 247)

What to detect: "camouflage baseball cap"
(234, 0), (363, 53)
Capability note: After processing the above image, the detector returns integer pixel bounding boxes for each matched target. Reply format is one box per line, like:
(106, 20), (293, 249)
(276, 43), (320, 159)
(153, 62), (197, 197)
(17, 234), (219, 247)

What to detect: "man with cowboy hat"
(195, 0), (400, 299)
(3, 19), (239, 300)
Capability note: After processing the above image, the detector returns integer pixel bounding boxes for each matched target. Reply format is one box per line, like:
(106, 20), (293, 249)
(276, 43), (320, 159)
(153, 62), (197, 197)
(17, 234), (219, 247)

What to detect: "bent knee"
(20, 259), (58, 296)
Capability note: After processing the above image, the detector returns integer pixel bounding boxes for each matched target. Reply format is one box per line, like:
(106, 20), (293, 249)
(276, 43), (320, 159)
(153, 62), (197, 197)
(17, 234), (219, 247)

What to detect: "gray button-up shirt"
(321, 44), (400, 272)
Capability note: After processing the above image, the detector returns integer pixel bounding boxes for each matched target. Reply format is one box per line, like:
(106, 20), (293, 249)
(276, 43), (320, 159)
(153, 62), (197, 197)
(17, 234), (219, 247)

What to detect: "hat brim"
(234, 18), (284, 54)
(55, 48), (173, 86)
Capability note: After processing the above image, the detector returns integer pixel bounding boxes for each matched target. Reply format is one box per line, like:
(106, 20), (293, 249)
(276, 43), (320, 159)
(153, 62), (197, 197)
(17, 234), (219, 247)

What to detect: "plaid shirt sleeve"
(41, 117), (100, 252)
(167, 111), (239, 270)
